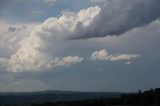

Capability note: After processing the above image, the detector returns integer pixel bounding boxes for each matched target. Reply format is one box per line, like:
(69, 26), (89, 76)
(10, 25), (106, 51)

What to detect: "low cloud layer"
(0, 56), (83, 72)
(90, 49), (139, 62)
(46, 56), (83, 69)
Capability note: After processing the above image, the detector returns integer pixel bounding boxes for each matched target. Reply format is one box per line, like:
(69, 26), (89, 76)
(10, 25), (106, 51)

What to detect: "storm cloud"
(0, 0), (159, 72)
(70, 0), (160, 39)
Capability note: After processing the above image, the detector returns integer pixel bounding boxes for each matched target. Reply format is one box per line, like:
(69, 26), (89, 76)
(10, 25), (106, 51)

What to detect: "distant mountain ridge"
(0, 90), (122, 105)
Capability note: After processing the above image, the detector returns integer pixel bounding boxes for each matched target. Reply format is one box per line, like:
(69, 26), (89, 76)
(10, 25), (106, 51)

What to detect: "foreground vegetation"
(1, 88), (160, 106)
(31, 88), (160, 106)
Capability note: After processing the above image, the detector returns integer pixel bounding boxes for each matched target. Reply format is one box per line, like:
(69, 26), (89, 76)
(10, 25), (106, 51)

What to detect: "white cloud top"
(90, 49), (139, 62)
(0, 6), (100, 72)
(1, 7), (100, 71)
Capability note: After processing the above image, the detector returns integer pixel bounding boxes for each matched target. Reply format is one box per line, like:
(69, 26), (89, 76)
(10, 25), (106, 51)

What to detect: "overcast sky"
(0, 0), (160, 92)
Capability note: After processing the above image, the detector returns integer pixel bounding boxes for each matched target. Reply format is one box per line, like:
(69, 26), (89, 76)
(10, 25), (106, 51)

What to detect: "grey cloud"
(8, 27), (17, 32)
(8, 26), (27, 32)
(69, 0), (160, 39)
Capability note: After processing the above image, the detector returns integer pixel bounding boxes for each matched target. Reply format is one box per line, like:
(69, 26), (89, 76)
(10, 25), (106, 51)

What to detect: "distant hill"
(0, 90), (122, 105)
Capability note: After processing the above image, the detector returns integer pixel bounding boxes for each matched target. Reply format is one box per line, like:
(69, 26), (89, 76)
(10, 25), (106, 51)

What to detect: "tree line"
(31, 88), (160, 106)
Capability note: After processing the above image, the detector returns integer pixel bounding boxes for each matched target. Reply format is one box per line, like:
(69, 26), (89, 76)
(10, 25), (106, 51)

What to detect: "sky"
(0, 0), (160, 92)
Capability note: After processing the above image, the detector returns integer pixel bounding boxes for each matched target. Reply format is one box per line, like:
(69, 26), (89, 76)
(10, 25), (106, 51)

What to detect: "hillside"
(0, 90), (122, 105)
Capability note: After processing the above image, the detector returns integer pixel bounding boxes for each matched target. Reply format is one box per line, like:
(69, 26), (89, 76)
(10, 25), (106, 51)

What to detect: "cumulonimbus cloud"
(0, 6), (100, 72)
(1, 0), (158, 72)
